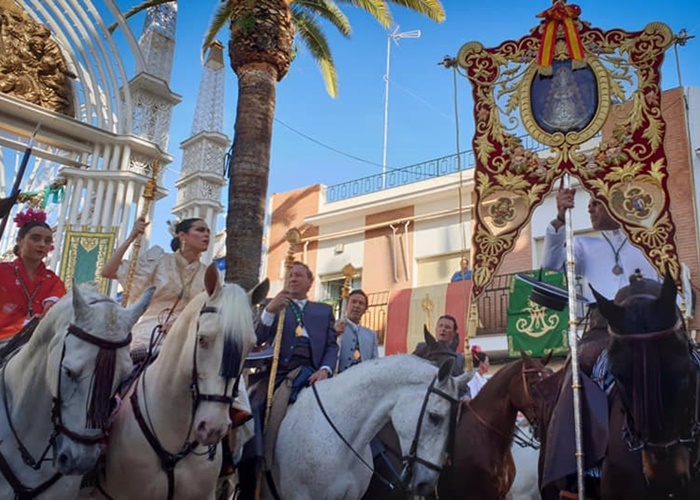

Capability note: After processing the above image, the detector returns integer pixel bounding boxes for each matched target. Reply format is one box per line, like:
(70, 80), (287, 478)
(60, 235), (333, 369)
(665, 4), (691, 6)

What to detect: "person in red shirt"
(0, 209), (65, 340)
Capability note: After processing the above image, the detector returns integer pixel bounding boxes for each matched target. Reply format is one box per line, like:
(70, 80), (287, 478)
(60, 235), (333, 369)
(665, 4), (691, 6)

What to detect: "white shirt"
(467, 371), (488, 398)
(541, 225), (660, 303)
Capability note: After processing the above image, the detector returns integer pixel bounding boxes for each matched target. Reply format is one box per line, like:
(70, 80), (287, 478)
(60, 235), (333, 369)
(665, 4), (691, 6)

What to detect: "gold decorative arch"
(458, 0), (679, 298)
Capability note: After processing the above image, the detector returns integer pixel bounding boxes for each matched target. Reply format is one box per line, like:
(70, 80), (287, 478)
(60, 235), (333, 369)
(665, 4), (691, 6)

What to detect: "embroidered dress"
(0, 258), (65, 340)
(117, 246), (207, 352)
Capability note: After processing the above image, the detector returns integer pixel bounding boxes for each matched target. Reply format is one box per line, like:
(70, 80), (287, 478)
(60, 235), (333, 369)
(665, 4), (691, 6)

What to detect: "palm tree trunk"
(225, 63), (278, 289)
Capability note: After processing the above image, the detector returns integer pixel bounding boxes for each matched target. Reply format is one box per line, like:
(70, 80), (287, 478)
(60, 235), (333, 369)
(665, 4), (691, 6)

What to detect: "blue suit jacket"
(255, 301), (339, 372)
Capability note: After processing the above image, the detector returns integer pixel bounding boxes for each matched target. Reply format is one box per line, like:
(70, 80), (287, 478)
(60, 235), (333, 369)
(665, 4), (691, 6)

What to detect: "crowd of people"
(0, 185), (667, 496)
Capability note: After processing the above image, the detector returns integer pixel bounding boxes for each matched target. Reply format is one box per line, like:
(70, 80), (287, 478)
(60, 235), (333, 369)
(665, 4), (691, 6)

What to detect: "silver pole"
(381, 27), (421, 191)
(563, 173), (585, 499)
(381, 34), (392, 190)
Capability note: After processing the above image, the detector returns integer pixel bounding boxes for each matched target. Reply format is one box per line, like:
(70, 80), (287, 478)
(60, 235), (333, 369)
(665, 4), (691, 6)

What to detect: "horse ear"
(250, 278), (270, 306)
(590, 284), (622, 329)
(127, 286), (155, 326)
(520, 351), (532, 362)
(424, 326), (437, 347)
(72, 282), (89, 320)
(437, 356), (456, 382)
(204, 262), (221, 297)
(659, 265), (678, 310)
(541, 349), (553, 366)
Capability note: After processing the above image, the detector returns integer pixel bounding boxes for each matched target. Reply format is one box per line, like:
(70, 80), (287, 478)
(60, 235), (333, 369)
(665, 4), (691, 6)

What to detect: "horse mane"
(162, 283), (253, 378)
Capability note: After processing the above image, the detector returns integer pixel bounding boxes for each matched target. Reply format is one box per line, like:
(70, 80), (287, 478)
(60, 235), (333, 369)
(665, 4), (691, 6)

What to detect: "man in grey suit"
(335, 289), (379, 373)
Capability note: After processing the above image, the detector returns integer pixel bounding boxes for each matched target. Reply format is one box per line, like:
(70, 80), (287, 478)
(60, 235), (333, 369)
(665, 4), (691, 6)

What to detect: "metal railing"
(324, 135), (549, 203)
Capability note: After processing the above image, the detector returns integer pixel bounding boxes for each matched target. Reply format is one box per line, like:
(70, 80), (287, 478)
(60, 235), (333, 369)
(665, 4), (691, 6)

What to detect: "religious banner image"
(457, 0), (679, 299)
(59, 227), (116, 294)
(507, 270), (570, 358)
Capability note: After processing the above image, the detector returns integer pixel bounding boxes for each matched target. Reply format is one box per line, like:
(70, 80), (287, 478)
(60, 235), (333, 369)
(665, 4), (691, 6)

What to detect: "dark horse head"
(592, 269), (698, 493)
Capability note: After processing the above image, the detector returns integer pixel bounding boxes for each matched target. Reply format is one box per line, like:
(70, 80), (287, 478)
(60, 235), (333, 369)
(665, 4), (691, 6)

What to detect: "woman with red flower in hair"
(467, 345), (490, 398)
(0, 209), (65, 340)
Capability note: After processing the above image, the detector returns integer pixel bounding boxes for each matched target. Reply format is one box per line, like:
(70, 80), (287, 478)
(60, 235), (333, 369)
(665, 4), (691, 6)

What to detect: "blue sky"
(141, 0), (699, 247)
(4, 1), (700, 249)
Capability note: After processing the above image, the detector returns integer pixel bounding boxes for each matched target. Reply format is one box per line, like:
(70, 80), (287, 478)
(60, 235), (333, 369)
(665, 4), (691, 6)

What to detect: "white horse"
(507, 416), (542, 500)
(99, 264), (267, 500)
(0, 284), (153, 499)
(270, 355), (470, 500)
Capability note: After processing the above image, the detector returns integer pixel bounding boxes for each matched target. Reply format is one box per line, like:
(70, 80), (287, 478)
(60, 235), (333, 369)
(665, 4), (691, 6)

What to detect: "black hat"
(515, 273), (584, 311)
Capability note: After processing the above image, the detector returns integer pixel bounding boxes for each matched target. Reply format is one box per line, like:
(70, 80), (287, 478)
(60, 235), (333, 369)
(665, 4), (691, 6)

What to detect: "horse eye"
(63, 366), (77, 381)
(428, 413), (443, 426)
(198, 336), (209, 349)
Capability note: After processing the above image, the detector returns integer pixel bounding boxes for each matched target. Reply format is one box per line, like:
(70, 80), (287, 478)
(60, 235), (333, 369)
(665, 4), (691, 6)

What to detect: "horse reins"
(310, 373), (459, 492)
(465, 363), (549, 448)
(99, 304), (236, 500)
(0, 321), (131, 499)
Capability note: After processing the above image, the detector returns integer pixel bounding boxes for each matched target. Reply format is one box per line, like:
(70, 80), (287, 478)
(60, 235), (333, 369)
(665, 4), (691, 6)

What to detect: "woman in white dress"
(101, 216), (210, 360)
(467, 346), (490, 398)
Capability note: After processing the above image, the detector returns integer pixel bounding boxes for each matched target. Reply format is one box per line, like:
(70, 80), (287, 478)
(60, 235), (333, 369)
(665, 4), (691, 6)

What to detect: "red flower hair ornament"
(13, 208), (47, 228)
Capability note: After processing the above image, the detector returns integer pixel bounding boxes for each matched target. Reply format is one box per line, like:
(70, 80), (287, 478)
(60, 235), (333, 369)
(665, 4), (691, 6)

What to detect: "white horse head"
(99, 264), (268, 500)
(155, 263), (268, 445)
(391, 357), (470, 494)
(0, 282), (152, 498)
(274, 355), (470, 499)
(44, 285), (153, 474)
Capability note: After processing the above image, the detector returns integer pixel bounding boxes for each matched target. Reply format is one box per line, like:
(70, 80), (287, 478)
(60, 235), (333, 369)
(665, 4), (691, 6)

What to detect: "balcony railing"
(324, 135), (549, 203)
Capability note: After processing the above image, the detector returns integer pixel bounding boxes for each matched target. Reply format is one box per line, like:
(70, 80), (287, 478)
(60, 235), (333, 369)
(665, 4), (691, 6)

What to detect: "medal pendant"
(353, 349), (361, 361)
(612, 264), (623, 276)
(295, 325), (304, 337)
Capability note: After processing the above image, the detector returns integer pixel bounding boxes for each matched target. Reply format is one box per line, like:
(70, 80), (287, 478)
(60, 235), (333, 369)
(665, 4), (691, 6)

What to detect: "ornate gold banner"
(59, 227), (116, 294)
(458, 6), (678, 298)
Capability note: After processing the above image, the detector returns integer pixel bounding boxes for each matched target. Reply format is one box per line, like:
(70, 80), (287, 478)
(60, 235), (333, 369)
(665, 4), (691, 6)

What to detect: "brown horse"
(437, 352), (552, 500)
(532, 271), (700, 499)
(594, 270), (700, 498)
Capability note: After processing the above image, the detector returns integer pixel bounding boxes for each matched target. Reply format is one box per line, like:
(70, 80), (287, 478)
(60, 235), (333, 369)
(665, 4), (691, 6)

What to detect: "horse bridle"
(399, 374), (461, 488)
(117, 304), (238, 500)
(609, 320), (700, 453)
(0, 321), (131, 499)
(464, 363), (550, 448)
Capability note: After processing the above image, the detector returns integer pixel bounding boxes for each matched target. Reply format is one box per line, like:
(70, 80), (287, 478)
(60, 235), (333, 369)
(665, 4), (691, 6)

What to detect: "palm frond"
(334, 0), (393, 28)
(202, 2), (236, 60)
(293, 12), (339, 97)
(108, 0), (175, 33)
(291, 0), (352, 37)
(387, 0), (445, 23)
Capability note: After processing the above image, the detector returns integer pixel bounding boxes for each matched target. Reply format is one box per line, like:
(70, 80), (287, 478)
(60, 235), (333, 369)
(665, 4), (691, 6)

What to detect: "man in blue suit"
(256, 261), (338, 393)
(239, 261), (338, 499)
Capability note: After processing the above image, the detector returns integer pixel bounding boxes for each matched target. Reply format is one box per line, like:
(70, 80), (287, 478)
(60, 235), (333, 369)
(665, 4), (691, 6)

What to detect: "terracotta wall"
(266, 185), (320, 282)
(363, 206), (415, 294)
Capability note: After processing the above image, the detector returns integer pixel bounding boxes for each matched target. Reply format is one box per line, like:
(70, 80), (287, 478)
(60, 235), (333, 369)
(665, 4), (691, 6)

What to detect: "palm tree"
(117, 0), (445, 289)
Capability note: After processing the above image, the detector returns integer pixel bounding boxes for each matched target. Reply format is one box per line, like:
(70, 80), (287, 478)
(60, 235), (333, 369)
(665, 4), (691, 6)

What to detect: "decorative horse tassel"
(220, 334), (241, 379)
(87, 347), (117, 429)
